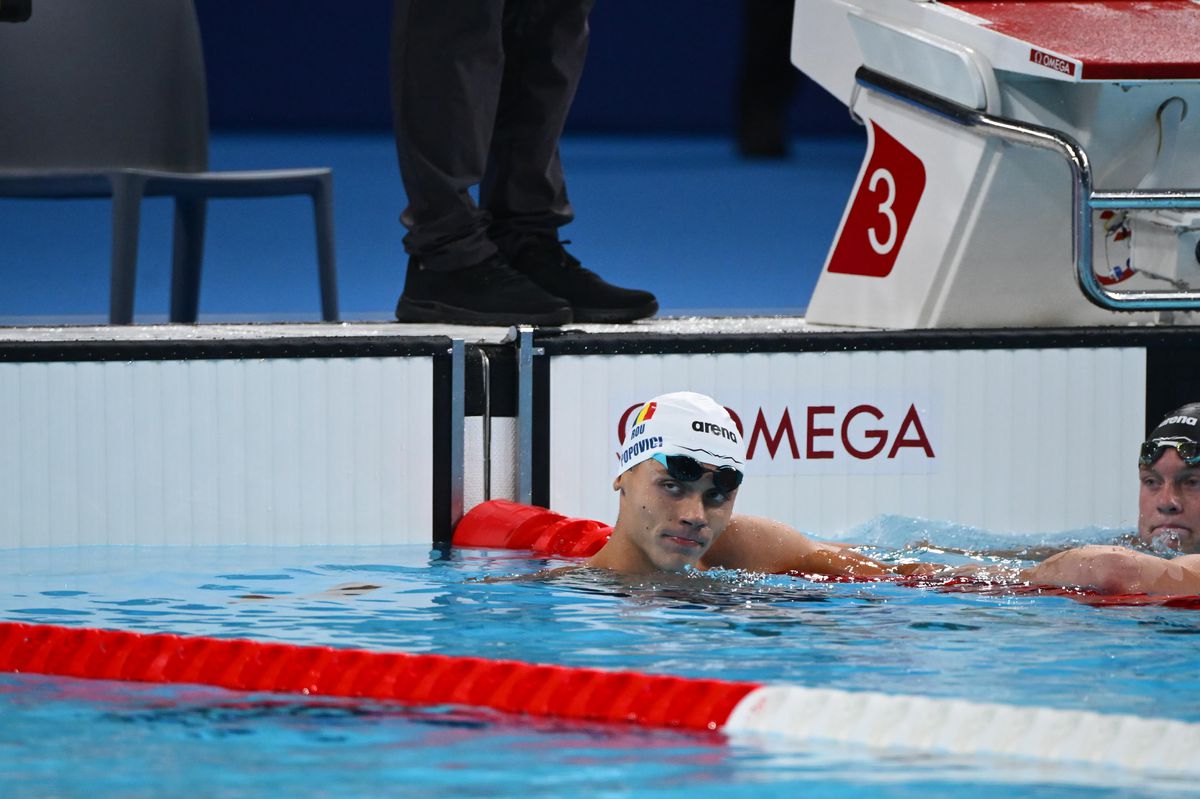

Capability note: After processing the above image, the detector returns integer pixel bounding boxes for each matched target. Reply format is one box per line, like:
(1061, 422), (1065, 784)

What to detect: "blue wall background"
(1, 2), (866, 322)
(194, 0), (856, 136)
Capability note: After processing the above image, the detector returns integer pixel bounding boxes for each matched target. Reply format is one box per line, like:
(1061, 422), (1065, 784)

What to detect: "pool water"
(0, 525), (1197, 798)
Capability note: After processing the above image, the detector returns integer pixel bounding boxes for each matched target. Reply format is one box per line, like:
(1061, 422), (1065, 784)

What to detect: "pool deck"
(0, 316), (843, 347)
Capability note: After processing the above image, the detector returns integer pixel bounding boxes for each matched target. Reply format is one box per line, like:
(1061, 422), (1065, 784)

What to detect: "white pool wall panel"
(0, 357), (433, 548)
(548, 348), (1145, 537)
(464, 416), (518, 509)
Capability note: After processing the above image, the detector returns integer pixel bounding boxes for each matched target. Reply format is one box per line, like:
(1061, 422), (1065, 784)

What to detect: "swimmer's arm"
(473, 566), (580, 584)
(1022, 546), (1200, 596)
(909, 540), (1071, 562)
(702, 515), (929, 578)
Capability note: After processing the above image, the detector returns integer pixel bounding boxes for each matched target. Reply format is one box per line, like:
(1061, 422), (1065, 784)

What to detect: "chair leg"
(170, 197), (208, 323)
(108, 173), (145, 325)
(310, 173), (340, 322)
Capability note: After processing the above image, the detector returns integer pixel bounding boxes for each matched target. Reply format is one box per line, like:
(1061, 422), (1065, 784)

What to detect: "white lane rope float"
(726, 685), (1197, 774)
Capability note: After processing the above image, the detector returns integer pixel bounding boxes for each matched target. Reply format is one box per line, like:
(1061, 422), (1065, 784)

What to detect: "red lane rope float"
(455, 500), (1200, 609)
(453, 500), (612, 557)
(6, 621), (1200, 774)
(0, 621), (756, 732)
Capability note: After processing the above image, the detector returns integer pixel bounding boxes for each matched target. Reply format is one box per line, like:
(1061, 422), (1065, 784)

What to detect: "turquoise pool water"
(0, 528), (1196, 798)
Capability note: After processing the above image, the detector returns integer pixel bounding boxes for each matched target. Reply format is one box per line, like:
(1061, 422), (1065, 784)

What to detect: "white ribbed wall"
(0, 357), (433, 547)
(464, 416), (518, 510)
(549, 348), (1145, 536)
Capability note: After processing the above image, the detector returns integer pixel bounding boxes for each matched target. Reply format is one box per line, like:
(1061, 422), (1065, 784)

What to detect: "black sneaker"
(395, 253), (573, 326)
(509, 238), (658, 323)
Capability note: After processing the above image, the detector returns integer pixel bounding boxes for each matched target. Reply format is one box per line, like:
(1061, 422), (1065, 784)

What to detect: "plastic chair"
(0, 0), (339, 324)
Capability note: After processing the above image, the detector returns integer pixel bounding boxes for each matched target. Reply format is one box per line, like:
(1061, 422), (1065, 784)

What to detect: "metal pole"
(855, 66), (1200, 313)
(480, 349), (492, 501)
(516, 326), (534, 505)
(449, 338), (465, 529)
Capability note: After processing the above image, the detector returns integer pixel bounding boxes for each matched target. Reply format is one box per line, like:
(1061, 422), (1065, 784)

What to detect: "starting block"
(794, 0), (1200, 327)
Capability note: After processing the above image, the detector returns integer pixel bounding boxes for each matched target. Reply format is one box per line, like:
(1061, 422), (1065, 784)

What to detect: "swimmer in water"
(587, 391), (932, 579)
(1020, 403), (1200, 595)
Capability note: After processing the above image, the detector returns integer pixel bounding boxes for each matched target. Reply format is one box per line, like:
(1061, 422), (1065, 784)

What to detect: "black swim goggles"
(651, 453), (744, 493)
(1139, 438), (1200, 467)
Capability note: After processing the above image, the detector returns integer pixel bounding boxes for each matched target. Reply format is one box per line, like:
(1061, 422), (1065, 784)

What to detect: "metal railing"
(854, 66), (1200, 312)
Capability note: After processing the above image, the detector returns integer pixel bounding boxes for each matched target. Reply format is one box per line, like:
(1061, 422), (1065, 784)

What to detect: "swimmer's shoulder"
(703, 514), (825, 572)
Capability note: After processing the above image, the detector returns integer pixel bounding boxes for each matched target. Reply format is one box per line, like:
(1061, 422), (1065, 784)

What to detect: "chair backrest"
(0, 0), (209, 172)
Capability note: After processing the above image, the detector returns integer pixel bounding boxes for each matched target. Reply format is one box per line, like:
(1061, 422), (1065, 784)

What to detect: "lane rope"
(727, 686), (1199, 774)
(2, 621), (1198, 775)
(454, 500), (1200, 609)
(0, 621), (753, 731)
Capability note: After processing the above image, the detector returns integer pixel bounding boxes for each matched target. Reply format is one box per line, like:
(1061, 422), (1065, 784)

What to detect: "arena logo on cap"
(691, 420), (739, 443)
(1161, 415), (1199, 427)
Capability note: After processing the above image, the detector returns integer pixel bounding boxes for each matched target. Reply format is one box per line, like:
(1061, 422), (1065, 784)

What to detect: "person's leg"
(391, 0), (502, 269)
(390, 0), (571, 324)
(481, 0), (658, 323)
(480, 0), (593, 246)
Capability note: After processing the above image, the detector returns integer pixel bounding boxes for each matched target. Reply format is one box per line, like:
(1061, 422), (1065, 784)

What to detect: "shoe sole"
(570, 300), (659, 324)
(395, 297), (573, 326)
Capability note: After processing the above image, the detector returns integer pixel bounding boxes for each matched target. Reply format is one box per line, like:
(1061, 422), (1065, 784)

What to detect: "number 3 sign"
(827, 122), (925, 278)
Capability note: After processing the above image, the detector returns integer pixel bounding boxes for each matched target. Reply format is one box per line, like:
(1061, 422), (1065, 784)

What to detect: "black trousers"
(391, 0), (595, 272)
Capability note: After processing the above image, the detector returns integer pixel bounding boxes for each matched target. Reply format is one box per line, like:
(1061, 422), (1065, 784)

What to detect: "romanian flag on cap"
(634, 402), (656, 425)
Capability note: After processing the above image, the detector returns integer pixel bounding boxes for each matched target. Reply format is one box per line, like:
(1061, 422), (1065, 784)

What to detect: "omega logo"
(746, 404), (933, 461)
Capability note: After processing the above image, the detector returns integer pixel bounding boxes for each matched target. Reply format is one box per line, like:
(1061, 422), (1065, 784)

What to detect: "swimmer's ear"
(613, 472), (624, 493)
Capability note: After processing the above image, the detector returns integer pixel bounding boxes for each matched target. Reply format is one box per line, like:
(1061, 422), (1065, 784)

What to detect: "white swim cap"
(615, 391), (746, 475)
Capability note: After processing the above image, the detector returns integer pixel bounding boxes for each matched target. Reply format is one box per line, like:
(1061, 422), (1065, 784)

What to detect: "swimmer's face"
(1137, 448), (1200, 554)
(610, 458), (738, 573)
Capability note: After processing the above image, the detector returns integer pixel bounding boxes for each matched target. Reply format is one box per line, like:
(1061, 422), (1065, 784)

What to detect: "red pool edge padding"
(455, 500), (1200, 609)
(0, 621), (759, 732)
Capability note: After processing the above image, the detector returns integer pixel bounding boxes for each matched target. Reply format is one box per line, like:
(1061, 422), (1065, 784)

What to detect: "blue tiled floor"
(0, 133), (865, 324)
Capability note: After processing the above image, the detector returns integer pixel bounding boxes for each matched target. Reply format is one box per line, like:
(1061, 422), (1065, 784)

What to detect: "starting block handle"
(855, 66), (1200, 313)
